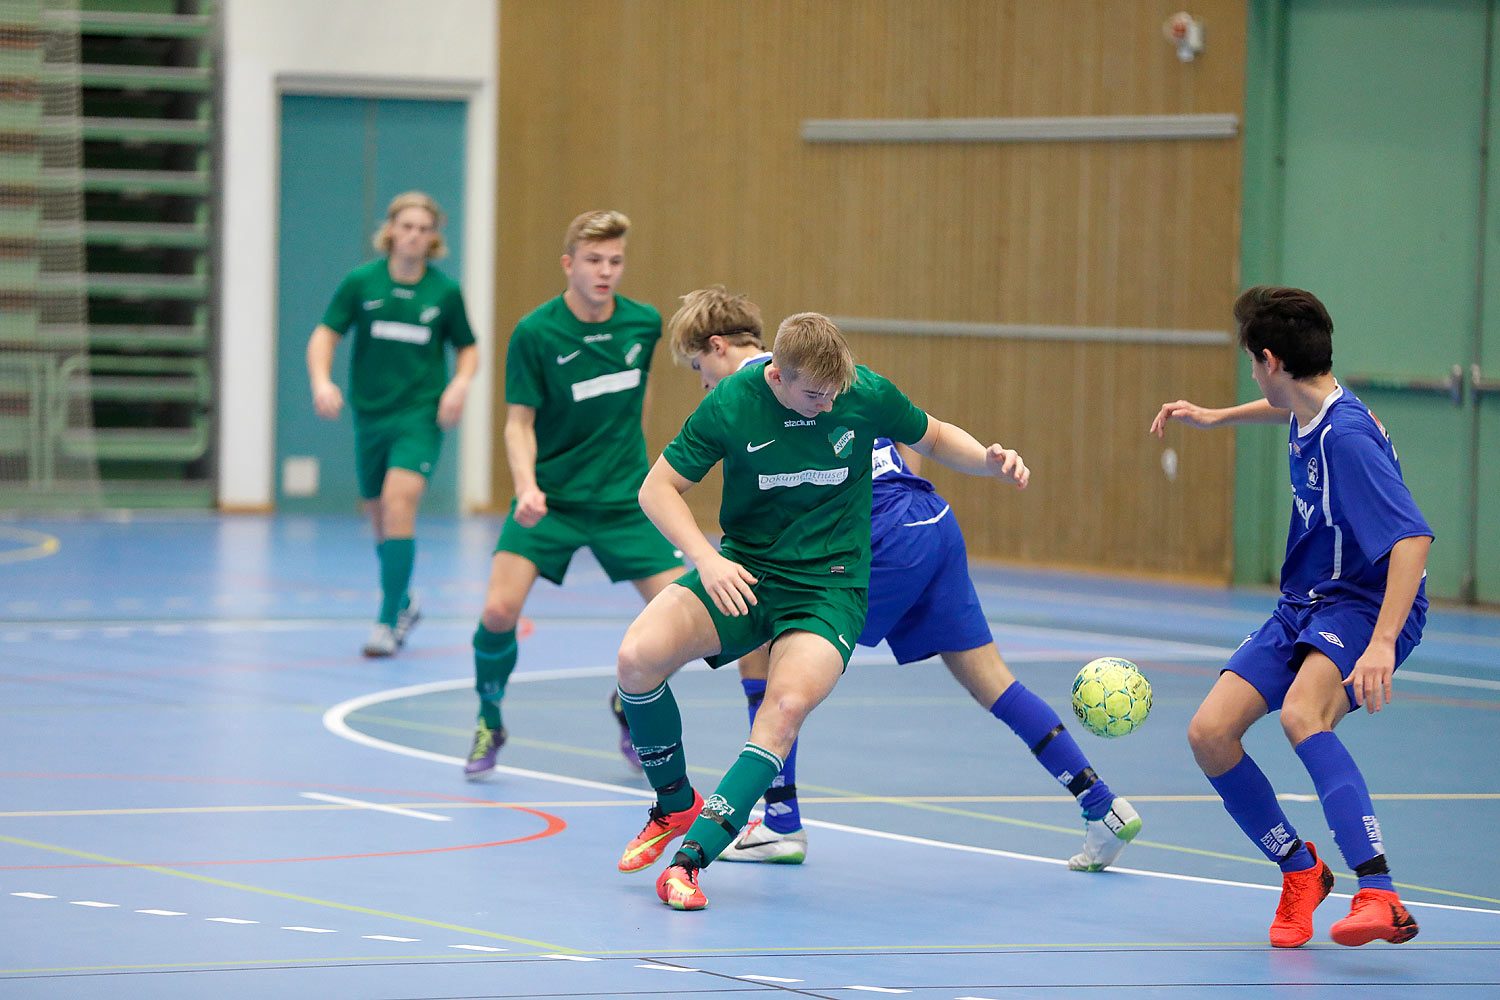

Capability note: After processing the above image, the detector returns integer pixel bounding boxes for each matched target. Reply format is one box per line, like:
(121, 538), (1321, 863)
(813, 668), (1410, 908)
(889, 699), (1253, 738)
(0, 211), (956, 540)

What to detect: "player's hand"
(437, 381), (468, 428)
(1150, 400), (1218, 437)
(1344, 639), (1397, 713)
(698, 551), (758, 617)
(311, 380), (344, 420)
(514, 488), (548, 528)
(985, 445), (1029, 488)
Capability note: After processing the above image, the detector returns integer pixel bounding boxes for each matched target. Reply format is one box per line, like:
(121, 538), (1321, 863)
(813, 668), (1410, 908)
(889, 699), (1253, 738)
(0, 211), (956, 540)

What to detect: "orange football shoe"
(617, 791), (703, 873)
(656, 862), (707, 910)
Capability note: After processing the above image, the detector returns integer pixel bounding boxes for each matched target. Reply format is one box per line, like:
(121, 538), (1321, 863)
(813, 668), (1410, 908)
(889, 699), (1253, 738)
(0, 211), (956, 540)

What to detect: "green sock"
(675, 743), (783, 868)
(377, 538), (415, 625)
(617, 682), (694, 812)
(473, 624), (517, 730)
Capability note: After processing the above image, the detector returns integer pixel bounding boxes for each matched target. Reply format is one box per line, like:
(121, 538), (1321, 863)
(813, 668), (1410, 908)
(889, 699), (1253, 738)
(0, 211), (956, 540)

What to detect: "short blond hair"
(667, 285), (764, 366)
(771, 312), (856, 392)
(374, 191), (447, 259)
(563, 209), (630, 256)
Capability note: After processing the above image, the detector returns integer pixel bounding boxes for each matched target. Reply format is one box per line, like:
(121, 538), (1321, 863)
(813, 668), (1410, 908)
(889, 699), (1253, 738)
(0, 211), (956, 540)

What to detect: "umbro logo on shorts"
(1318, 631), (1344, 648)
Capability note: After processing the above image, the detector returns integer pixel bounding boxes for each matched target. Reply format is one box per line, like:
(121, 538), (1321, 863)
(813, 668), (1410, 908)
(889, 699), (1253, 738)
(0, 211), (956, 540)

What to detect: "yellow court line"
(0, 833), (573, 952)
(11, 791), (1500, 820)
(0, 526), (60, 565)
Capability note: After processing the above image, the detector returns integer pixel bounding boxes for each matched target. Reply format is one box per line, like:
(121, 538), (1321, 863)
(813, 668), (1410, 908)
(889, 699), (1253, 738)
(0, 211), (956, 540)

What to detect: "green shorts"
(353, 407), (443, 500)
(494, 501), (683, 585)
(677, 569), (867, 669)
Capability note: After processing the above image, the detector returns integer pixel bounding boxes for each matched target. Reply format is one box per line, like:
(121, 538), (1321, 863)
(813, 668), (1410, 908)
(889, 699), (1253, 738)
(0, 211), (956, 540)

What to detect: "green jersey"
(321, 258), (476, 416)
(504, 294), (663, 509)
(663, 363), (929, 588)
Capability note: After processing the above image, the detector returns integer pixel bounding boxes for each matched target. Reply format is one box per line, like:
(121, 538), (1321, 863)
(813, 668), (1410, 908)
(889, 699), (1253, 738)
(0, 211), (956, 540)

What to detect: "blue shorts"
(858, 491), (993, 663)
(1225, 598), (1425, 712)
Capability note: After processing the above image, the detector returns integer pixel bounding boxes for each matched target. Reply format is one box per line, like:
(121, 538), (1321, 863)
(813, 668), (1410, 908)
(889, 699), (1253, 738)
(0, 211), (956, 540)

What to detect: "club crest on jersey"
(828, 426), (854, 458)
(1307, 456), (1319, 487)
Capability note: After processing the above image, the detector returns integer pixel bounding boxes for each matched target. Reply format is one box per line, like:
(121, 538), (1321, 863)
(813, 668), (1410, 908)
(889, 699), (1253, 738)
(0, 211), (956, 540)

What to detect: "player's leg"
(462, 549), (541, 779)
(1285, 643), (1419, 946)
(595, 510), (685, 768)
(942, 644), (1140, 871)
(1189, 653), (1331, 947)
(717, 642), (807, 863)
(615, 580), (723, 873)
(364, 467), (427, 654)
(660, 629), (844, 909)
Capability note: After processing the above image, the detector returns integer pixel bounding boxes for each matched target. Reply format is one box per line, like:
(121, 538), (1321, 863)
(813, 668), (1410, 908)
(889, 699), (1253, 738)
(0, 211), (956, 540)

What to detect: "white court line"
(539, 954), (600, 962)
(206, 917), (257, 924)
(299, 791), (451, 822)
(364, 934), (418, 942)
(323, 669), (1500, 917)
(1401, 669), (1500, 692)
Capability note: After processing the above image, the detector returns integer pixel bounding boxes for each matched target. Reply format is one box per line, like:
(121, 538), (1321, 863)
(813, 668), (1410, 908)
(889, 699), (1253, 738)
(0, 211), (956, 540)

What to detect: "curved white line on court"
(325, 668), (1500, 917)
(0, 526), (60, 565)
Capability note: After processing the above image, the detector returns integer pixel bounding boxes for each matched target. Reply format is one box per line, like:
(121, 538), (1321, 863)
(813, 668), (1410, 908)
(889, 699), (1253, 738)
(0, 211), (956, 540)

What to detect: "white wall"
(218, 0), (497, 510)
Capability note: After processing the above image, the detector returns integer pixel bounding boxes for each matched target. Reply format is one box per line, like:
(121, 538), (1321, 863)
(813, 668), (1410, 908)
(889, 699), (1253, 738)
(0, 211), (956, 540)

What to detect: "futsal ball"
(1071, 657), (1152, 738)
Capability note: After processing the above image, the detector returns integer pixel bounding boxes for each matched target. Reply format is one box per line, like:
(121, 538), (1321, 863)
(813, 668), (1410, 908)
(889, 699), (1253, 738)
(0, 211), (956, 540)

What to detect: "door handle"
(1343, 364), (1464, 406)
(1474, 364), (1500, 400)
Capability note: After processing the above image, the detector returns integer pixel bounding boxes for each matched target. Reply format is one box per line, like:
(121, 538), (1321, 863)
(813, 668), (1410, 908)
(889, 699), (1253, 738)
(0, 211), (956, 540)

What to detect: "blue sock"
(742, 677), (802, 834)
(991, 682), (1113, 820)
(1208, 753), (1313, 872)
(1296, 731), (1394, 892)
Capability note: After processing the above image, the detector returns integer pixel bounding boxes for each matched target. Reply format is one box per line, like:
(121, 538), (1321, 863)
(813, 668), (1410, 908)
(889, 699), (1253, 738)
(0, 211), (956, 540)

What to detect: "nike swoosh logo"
(837, 634), (850, 650)
(556, 350), (581, 364)
(746, 440), (775, 452)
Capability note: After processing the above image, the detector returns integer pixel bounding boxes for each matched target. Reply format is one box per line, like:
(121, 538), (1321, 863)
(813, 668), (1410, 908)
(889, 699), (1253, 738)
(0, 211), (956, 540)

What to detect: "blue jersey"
(1281, 386), (1431, 609)
(871, 437), (936, 540)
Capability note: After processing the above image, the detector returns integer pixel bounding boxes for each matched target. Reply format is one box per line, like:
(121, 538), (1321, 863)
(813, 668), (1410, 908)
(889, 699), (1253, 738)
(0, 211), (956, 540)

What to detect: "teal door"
(1245, 0), (1498, 602)
(275, 95), (468, 514)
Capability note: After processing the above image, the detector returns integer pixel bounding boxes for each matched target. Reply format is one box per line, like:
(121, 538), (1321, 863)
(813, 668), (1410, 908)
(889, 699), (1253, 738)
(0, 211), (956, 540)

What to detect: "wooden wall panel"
(495, 0), (1247, 580)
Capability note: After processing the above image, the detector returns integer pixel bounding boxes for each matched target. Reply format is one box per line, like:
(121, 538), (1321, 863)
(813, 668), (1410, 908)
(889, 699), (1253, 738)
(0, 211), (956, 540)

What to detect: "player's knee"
(616, 631), (665, 692)
(479, 601), (520, 634)
(1278, 699), (1330, 746)
(1187, 708), (1232, 760)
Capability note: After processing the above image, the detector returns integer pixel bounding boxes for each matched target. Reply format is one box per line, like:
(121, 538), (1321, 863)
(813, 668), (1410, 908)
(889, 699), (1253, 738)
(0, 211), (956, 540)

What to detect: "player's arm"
(503, 404), (547, 527)
(1150, 397), (1289, 436)
(910, 416), (1029, 488)
(639, 456), (758, 615)
(1346, 534), (1431, 713)
(306, 324), (344, 420)
(894, 441), (922, 474)
(437, 344), (479, 428)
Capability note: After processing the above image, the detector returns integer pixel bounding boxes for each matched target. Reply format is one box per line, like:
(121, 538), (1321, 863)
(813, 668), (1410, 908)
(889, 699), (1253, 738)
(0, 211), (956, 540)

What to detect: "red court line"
(0, 770), (569, 868)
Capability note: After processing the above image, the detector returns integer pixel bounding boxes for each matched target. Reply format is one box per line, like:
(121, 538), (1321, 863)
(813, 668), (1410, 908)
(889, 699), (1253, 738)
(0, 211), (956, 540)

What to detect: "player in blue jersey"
(1151, 285), (1431, 949)
(665, 286), (1142, 872)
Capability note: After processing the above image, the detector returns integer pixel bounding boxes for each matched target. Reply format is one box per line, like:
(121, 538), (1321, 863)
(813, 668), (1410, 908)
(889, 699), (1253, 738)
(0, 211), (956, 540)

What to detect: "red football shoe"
(656, 862), (707, 910)
(1330, 888), (1420, 946)
(1269, 842), (1335, 948)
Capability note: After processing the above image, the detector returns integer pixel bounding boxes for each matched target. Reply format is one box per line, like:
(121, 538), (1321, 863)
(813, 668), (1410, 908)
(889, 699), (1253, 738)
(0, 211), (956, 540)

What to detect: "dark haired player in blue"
(1152, 285), (1431, 949)
(666, 286), (1141, 872)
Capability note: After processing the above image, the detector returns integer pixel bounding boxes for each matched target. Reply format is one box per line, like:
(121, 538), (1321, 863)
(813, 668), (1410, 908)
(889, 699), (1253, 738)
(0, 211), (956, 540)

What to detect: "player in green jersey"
(665, 286), (1141, 874)
(463, 210), (685, 779)
(613, 311), (1030, 910)
(307, 191), (478, 658)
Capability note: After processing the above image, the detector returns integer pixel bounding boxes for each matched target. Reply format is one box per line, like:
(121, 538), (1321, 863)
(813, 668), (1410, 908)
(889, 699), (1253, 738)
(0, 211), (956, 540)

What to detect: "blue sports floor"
(2, 514), (1497, 999)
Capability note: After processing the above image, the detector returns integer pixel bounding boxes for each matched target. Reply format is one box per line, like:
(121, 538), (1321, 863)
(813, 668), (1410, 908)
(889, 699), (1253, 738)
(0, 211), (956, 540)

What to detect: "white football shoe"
(717, 818), (807, 864)
(1068, 796), (1142, 872)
